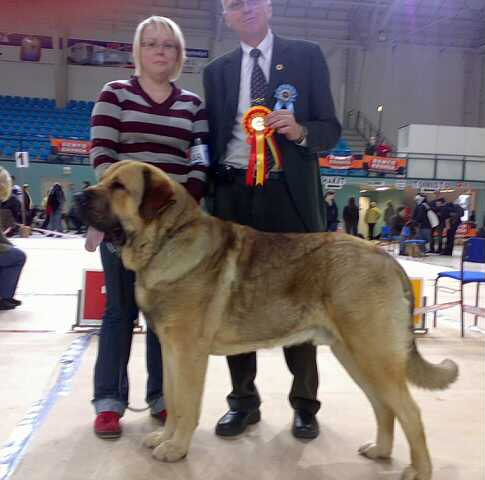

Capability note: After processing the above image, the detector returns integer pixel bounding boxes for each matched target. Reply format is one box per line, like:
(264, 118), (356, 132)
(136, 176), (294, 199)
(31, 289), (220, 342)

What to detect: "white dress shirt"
(223, 30), (274, 169)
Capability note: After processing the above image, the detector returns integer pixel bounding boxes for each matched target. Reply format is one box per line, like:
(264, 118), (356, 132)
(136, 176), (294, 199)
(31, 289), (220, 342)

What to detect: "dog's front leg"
(152, 333), (209, 463)
(143, 338), (176, 449)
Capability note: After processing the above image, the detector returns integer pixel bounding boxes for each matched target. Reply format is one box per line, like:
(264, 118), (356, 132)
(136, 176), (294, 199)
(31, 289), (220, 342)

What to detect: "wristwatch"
(295, 125), (308, 145)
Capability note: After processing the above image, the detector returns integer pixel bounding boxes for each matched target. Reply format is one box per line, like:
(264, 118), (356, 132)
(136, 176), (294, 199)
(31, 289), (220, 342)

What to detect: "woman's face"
(139, 24), (179, 81)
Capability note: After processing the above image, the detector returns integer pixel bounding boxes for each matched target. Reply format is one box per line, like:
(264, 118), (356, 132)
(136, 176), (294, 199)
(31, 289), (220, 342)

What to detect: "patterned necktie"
(250, 48), (267, 106)
(249, 48), (275, 172)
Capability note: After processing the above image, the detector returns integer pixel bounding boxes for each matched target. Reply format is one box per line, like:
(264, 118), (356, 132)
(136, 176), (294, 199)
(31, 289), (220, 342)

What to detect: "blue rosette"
(274, 84), (297, 112)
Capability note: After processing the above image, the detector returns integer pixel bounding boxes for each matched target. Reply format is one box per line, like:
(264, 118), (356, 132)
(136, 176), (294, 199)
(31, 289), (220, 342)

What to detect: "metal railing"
(346, 110), (395, 151)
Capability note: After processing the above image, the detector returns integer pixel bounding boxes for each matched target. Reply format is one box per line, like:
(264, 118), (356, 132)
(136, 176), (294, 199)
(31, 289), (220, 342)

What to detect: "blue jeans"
(48, 210), (63, 232)
(92, 242), (164, 415)
(0, 247), (26, 298)
(419, 228), (431, 252)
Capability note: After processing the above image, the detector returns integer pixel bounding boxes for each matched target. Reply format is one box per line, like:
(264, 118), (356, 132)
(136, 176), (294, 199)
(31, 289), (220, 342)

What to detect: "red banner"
(50, 138), (91, 155)
(365, 155), (401, 173)
(319, 154), (406, 178)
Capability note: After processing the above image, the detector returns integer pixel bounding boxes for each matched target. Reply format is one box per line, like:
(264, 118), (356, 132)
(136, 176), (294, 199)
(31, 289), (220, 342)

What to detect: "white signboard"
(15, 151), (29, 168)
(321, 176), (346, 190)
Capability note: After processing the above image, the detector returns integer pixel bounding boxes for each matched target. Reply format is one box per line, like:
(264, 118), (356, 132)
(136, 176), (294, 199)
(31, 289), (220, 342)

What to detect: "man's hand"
(265, 110), (304, 142)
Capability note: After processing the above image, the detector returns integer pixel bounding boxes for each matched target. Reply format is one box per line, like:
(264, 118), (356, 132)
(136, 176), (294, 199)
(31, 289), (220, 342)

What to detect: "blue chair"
(433, 237), (485, 336)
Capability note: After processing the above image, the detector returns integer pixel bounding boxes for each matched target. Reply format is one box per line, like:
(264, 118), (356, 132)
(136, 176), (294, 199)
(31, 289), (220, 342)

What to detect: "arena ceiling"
(2, 0), (484, 52)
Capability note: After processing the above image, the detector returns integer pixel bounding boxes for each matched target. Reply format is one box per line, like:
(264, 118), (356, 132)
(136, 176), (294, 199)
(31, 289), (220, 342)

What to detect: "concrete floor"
(0, 237), (483, 480)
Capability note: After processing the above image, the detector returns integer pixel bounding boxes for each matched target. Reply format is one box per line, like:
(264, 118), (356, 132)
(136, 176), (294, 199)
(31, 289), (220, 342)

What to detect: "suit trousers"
(214, 174), (321, 415)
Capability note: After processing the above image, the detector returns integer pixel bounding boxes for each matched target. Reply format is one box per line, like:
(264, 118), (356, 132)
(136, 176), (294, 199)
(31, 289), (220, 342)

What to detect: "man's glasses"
(140, 40), (178, 52)
(224, 0), (268, 13)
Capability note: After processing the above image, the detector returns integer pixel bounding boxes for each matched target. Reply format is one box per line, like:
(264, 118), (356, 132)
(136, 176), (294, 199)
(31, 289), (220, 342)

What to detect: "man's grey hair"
(221, 0), (271, 11)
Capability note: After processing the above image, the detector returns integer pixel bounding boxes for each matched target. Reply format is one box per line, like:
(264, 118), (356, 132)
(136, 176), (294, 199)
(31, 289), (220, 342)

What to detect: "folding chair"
(433, 237), (485, 336)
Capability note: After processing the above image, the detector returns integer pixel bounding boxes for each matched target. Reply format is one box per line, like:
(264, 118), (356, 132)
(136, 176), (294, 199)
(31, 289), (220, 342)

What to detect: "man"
(203, 0), (341, 440)
(383, 201), (395, 227)
(430, 197), (445, 254)
(412, 194), (432, 253)
(441, 200), (464, 256)
(324, 191), (338, 232)
(390, 206), (408, 255)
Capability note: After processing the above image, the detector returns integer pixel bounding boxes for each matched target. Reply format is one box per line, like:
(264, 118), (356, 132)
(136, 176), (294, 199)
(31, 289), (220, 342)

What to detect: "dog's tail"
(393, 258), (459, 390)
(407, 342), (459, 390)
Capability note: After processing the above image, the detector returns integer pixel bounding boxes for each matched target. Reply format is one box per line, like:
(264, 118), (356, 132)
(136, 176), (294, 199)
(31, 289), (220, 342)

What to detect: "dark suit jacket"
(203, 34), (341, 232)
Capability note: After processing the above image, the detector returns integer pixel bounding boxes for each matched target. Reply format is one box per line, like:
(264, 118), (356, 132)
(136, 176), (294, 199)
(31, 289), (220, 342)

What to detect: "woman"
(342, 197), (359, 236)
(88, 16), (209, 439)
(46, 183), (65, 233)
(364, 201), (381, 240)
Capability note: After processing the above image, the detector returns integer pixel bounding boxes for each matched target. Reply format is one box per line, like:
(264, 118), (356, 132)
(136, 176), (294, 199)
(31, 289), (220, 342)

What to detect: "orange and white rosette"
(242, 106), (282, 186)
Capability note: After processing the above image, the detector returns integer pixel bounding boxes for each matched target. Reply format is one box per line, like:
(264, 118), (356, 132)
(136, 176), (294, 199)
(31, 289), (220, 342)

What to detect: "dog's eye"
(110, 181), (125, 191)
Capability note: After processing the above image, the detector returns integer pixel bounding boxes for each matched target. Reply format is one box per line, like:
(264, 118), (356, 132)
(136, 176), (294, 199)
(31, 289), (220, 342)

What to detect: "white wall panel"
(347, 45), (474, 146)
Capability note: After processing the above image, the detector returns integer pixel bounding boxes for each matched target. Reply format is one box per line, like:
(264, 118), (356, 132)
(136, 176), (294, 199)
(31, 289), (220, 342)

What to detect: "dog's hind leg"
(380, 386), (432, 480)
(331, 342), (395, 460)
(152, 333), (209, 462)
(333, 340), (432, 480)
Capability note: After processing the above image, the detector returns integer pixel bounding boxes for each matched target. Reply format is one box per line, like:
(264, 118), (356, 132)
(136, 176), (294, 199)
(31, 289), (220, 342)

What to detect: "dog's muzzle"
(74, 191), (126, 246)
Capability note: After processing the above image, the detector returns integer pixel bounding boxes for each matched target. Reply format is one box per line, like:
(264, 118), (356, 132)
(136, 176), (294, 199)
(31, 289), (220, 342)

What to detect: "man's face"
(223, 0), (272, 38)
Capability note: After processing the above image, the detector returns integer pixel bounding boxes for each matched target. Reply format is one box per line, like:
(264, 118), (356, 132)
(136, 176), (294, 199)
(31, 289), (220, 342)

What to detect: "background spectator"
(343, 197), (359, 236)
(324, 191), (339, 232)
(364, 201), (381, 240)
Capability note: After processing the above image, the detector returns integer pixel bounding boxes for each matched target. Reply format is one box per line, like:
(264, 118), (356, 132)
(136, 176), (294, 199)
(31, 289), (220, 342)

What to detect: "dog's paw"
(400, 465), (431, 480)
(358, 442), (391, 460)
(143, 430), (164, 449)
(152, 440), (187, 462)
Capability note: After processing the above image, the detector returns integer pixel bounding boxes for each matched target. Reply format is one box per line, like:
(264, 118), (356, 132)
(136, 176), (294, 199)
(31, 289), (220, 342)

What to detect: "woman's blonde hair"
(132, 16), (186, 81)
(0, 167), (12, 203)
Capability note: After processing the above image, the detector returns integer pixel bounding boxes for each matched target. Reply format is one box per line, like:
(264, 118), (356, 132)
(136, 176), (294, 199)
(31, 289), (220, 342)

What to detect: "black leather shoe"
(0, 299), (16, 310)
(5, 298), (21, 307)
(215, 409), (261, 437)
(292, 409), (319, 440)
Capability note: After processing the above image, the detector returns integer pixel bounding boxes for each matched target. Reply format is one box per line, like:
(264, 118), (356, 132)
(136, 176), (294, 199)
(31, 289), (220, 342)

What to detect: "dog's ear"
(139, 168), (175, 222)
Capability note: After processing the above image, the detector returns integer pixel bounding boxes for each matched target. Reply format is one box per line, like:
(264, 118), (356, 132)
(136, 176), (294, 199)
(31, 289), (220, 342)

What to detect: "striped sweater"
(90, 76), (209, 201)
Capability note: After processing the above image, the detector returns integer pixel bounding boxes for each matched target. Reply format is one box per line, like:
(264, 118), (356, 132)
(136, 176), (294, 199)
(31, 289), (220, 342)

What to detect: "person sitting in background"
(342, 197), (359, 236)
(365, 136), (376, 155)
(364, 201), (381, 240)
(0, 167), (26, 310)
(376, 143), (391, 157)
(324, 191), (339, 232)
(1, 190), (22, 237)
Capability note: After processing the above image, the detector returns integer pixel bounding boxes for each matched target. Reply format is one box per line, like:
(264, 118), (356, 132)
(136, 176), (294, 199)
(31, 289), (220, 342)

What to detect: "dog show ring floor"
(0, 237), (483, 480)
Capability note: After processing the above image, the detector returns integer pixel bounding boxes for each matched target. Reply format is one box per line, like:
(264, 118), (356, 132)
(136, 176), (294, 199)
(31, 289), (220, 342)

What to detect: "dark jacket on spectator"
(390, 214), (407, 236)
(412, 202), (431, 229)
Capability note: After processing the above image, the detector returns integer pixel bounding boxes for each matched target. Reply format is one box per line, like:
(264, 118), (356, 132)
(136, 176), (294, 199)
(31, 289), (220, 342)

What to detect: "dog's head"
(77, 160), (178, 247)
(0, 167), (12, 203)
